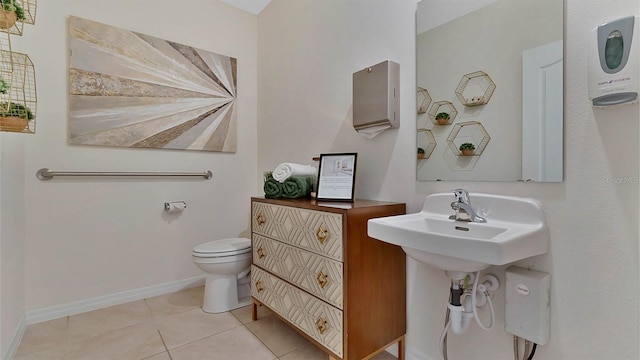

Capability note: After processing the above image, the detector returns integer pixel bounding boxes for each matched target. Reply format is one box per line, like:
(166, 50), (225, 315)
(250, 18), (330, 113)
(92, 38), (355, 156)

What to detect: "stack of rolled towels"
(264, 163), (318, 199)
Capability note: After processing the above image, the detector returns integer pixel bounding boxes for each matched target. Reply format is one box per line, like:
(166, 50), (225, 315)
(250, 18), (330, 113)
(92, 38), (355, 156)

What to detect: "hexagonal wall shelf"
(455, 71), (496, 107)
(446, 121), (490, 156)
(417, 87), (432, 114)
(417, 128), (437, 159)
(428, 100), (458, 125)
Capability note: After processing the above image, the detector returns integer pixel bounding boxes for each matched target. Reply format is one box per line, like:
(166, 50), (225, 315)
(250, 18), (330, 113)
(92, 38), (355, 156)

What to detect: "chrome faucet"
(449, 189), (487, 223)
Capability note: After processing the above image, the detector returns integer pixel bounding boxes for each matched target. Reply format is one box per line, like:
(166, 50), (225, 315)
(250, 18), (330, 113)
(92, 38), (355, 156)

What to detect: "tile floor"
(13, 286), (398, 360)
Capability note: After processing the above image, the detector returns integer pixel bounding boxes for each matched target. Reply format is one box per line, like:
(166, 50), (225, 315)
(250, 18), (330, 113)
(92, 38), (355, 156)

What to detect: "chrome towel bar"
(36, 168), (213, 181)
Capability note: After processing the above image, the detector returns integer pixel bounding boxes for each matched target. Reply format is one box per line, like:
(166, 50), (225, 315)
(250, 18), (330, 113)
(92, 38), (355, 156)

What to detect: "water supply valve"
(473, 274), (500, 306)
(478, 274), (500, 292)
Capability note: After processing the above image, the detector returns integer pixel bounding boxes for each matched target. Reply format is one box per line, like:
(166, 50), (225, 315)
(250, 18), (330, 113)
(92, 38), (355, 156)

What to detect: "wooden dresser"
(250, 197), (406, 360)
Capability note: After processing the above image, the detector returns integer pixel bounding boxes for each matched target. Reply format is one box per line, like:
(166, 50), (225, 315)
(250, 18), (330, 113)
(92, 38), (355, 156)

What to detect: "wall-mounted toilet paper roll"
(164, 201), (186, 213)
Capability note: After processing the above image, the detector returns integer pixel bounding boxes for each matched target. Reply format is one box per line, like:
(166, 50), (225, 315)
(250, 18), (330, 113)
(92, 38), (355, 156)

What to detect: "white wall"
(259, 0), (639, 359)
(13, 0), (258, 313)
(0, 134), (26, 357)
(258, 0), (417, 200)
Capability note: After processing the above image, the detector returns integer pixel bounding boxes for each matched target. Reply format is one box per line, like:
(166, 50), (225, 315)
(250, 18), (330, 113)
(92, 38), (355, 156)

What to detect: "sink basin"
(367, 192), (549, 273)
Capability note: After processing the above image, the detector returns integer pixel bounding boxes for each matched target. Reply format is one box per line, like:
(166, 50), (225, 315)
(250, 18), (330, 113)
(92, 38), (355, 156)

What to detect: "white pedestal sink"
(367, 192), (549, 274)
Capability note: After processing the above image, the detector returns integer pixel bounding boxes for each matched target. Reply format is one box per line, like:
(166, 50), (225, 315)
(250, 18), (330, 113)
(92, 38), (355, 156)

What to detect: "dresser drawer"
(252, 201), (343, 261)
(251, 265), (343, 358)
(253, 234), (344, 309)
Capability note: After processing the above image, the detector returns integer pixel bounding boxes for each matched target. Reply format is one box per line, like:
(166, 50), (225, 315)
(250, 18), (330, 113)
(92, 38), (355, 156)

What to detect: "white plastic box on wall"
(588, 16), (639, 107)
(505, 266), (551, 345)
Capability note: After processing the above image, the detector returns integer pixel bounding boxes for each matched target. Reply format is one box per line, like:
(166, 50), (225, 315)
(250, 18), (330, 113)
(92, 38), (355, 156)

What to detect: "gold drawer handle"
(256, 213), (266, 225)
(316, 317), (328, 334)
(255, 280), (264, 293)
(316, 271), (329, 289)
(315, 226), (328, 244)
(257, 246), (266, 259)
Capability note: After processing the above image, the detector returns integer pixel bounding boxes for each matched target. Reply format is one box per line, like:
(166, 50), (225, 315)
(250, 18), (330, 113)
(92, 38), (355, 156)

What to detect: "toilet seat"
(193, 238), (251, 258)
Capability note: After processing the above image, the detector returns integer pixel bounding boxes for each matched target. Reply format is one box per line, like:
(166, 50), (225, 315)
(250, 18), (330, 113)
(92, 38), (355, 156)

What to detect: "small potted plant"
(435, 112), (450, 125)
(417, 147), (426, 159)
(0, 0), (25, 30)
(459, 142), (475, 156)
(0, 101), (34, 132)
(0, 75), (8, 94)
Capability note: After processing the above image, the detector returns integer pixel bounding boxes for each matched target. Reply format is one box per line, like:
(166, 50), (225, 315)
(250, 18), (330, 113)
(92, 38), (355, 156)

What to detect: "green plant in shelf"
(459, 142), (475, 155)
(417, 147), (426, 159)
(459, 143), (475, 151)
(0, 0), (26, 20)
(435, 112), (450, 125)
(0, 76), (8, 94)
(0, 101), (34, 120)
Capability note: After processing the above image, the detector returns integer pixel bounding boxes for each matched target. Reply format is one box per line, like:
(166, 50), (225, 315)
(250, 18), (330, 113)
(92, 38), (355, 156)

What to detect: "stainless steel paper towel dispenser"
(352, 60), (400, 137)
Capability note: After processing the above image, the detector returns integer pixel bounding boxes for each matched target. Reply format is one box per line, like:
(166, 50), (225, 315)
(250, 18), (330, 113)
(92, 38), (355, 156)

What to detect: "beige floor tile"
(155, 307), (242, 349)
(14, 317), (68, 357)
(141, 351), (172, 360)
(277, 337), (328, 360)
(64, 321), (165, 360)
(14, 288), (397, 360)
(170, 326), (276, 360)
(67, 300), (153, 342)
(12, 345), (64, 360)
(279, 342), (398, 360)
(230, 303), (273, 324)
(371, 350), (398, 359)
(145, 286), (204, 317)
(245, 315), (314, 357)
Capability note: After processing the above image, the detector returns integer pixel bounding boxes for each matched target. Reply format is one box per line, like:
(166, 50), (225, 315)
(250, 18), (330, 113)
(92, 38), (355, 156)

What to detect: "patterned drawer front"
(251, 266), (343, 358)
(252, 202), (343, 261)
(253, 234), (344, 309)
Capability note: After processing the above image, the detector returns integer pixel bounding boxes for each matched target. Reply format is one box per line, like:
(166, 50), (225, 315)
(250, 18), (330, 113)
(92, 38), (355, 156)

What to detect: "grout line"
(62, 316), (70, 358)
(156, 329), (173, 360)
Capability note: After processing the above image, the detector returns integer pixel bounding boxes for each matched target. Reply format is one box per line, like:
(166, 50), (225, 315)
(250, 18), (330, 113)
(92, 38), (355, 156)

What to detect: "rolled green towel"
(282, 176), (311, 198)
(264, 176), (283, 198)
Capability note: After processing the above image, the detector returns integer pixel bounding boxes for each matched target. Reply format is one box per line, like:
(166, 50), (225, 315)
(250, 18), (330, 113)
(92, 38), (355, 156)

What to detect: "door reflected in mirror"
(416, 0), (564, 182)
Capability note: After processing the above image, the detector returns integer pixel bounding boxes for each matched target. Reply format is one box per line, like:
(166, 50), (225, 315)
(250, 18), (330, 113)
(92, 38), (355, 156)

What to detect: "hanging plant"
(0, 101), (34, 132)
(0, 76), (9, 94)
(0, 0), (25, 29)
(0, 0), (25, 20)
(0, 101), (33, 119)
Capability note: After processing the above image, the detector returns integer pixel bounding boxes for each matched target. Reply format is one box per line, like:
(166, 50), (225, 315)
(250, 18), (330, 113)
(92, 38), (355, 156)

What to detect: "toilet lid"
(193, 238), (251, 257)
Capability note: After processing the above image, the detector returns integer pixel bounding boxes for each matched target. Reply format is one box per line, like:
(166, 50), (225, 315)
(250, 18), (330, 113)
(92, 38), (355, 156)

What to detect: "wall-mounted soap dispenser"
(352, 60), (400, 138)
(588, 16), (639, 107)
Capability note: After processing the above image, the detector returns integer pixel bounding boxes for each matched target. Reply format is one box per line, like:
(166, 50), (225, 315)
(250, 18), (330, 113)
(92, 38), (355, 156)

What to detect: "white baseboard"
(25, 275), (205, 325)
(2, 316), (26, 360)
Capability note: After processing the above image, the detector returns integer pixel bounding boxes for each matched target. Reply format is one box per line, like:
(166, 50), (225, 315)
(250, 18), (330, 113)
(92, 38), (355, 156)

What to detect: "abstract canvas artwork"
(68, 16), (237, 152)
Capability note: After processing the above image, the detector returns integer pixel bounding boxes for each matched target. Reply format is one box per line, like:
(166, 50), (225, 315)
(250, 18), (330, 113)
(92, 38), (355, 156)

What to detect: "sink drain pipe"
(439, 271), (498, 360)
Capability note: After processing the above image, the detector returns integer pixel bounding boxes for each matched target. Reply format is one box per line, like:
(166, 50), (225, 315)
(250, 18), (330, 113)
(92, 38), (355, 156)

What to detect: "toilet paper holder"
(164, 201), (187, 212)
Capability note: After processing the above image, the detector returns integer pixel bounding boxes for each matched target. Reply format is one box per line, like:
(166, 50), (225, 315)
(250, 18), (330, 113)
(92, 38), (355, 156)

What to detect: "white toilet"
(192, 237), (252, 313)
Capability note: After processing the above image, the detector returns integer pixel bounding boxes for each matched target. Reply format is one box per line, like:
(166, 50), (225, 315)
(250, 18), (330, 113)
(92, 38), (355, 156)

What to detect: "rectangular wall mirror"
(416, 0), (564, 182)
